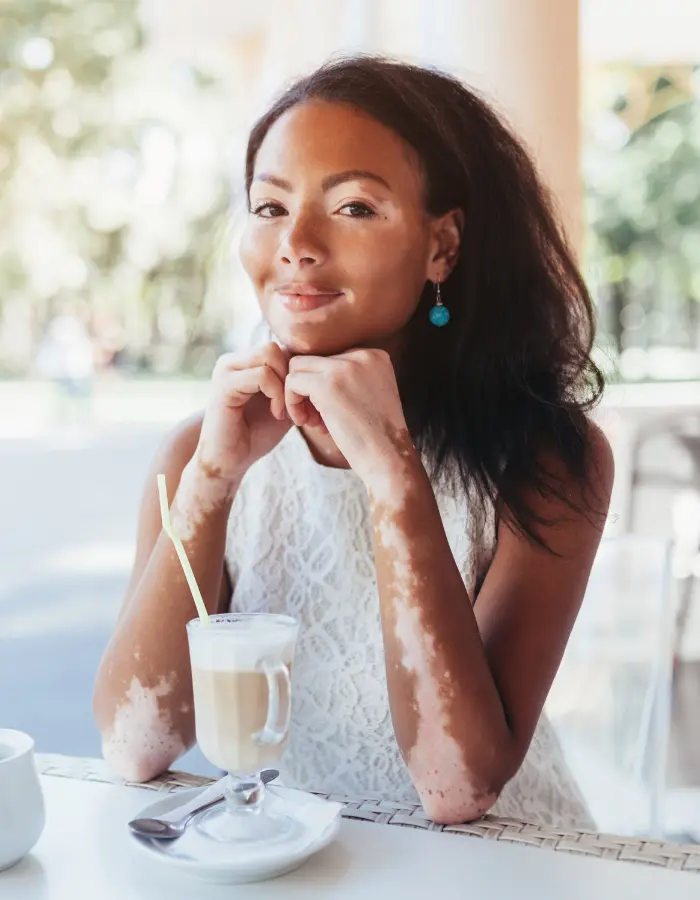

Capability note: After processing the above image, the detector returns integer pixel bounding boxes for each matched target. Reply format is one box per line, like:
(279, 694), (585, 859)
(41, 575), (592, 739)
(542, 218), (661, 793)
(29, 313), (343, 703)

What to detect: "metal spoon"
(128, 768), (280, 841)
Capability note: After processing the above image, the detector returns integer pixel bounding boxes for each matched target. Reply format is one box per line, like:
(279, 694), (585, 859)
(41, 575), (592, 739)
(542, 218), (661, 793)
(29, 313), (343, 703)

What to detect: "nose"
(278, 210), (327, 268)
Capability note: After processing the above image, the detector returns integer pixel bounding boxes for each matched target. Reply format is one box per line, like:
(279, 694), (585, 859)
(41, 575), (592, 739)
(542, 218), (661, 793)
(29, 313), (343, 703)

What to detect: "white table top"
(1, 776), (698, 899)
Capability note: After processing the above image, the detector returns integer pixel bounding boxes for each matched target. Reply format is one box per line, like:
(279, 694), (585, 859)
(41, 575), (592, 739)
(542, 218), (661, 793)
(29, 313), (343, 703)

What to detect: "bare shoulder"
(140, 410), (206, 530)
(120, 412), (205, 610)
(151, 411), (205, 480)
(539, 419), (614, 496)
(530, 418), (614, 511)
(585, 419), (615, 506)
(495, 418), (614, 558)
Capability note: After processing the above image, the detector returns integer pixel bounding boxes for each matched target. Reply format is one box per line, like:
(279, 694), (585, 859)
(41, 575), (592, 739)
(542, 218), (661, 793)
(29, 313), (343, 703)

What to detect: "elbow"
(420, 788), (500, 826)
(93, 686), (188, 784)
(100, 734), (176, 784)
(414, 767), (506, 826)
(100, 724), (188, 783)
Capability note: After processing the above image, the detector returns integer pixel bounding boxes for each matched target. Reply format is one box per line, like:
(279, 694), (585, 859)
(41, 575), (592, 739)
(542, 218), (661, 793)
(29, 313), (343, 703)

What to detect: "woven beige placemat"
(36, 753), (700, 873)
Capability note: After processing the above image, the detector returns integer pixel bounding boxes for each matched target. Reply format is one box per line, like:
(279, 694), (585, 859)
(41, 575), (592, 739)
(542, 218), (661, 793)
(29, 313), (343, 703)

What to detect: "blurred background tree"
(0, 0), (235, 377)
(585, 64), (700, 382)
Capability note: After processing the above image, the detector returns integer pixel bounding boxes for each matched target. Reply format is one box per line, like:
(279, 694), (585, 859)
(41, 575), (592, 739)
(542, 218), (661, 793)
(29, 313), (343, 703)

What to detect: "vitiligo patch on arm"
(101, 674), (185, 783)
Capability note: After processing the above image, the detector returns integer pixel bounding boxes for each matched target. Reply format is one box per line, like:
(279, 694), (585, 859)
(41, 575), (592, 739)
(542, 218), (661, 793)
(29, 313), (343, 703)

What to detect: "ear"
(425, 208), (464, 282)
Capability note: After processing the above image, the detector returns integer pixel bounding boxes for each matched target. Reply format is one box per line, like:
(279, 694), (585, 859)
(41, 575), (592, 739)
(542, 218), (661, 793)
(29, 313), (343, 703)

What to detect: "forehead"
(252, 100), (424, 196)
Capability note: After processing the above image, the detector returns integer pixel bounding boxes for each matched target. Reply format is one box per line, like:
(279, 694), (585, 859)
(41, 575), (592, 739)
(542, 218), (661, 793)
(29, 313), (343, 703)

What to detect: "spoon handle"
(179, 792), (225, 827)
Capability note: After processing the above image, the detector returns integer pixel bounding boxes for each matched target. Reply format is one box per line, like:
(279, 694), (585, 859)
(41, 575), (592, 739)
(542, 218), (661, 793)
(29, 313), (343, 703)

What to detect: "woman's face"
(240, 100), (458, 356)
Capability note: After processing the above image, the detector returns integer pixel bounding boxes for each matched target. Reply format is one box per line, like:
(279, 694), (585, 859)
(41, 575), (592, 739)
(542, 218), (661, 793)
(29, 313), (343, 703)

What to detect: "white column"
(340, 0), (378, 52)
(442, 0), (582, 253)
(370, 0), (581, 252)
(250, 0), (381, 118)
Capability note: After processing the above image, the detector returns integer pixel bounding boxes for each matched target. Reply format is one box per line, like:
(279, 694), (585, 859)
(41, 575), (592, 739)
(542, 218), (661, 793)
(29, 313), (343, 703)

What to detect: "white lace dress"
(224, 425), (593, 828)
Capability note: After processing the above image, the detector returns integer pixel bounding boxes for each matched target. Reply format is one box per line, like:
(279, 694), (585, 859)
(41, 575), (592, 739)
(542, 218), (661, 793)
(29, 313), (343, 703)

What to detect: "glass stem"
(223, 772), (265, 817)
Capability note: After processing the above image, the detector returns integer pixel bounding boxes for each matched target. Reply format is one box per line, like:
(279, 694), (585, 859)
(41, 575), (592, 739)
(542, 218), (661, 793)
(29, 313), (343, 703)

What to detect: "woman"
(93, 55), (614, 828)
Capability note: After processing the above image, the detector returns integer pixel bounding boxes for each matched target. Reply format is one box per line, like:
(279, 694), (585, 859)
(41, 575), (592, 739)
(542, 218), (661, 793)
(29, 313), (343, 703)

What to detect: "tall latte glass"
(186, 613), (298, 843)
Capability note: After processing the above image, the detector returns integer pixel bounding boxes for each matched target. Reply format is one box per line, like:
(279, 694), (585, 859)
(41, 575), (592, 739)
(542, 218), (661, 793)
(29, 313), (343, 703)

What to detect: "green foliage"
(0, 0), (234, 375)
(585, 65), (700, 375)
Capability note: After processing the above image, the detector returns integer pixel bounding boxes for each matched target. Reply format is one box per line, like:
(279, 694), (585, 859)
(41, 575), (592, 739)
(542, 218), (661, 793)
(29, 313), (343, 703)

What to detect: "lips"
(275, 289), (344, 312)
(276, 281), (342, 295)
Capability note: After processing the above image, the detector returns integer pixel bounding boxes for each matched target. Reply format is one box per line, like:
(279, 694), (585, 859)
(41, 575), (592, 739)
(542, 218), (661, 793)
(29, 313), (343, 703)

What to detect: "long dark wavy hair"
(244, 54), (606, 553)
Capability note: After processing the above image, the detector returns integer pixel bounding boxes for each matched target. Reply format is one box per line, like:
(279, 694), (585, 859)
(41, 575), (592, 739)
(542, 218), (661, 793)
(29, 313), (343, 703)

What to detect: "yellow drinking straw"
(157, 473), (210, 627)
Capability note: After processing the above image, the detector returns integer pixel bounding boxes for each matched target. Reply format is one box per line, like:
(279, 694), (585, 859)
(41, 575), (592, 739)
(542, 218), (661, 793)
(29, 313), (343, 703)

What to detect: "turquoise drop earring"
(429, 281), (450, 327)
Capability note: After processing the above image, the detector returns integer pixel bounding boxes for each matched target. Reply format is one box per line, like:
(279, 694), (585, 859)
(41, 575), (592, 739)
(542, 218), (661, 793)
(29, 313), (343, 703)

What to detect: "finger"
(284, 371), (316, 427)
(214, 346), (289, 419)
(304, 404), (326, 430)
(219, 366), (285, 414)
(262, 344), (292, 418)
(263, 342), (292, 385)
(287, 355), (327, 375)
(216, 343), (290, 386)
(286, 395), (309, 428)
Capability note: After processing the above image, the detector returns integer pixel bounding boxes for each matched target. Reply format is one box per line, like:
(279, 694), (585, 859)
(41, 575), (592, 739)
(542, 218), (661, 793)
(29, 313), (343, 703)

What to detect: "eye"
(338, 202), (377, 219)
(250, 202), (286, 218)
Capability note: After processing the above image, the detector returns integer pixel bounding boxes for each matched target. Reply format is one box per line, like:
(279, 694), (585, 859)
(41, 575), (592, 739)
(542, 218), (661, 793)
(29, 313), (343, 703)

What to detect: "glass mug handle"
(253, 658), (292, 745)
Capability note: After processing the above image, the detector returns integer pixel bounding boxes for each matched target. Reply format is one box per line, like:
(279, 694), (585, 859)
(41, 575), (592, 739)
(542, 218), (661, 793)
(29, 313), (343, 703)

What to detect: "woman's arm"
(370, 424), (614, 824)
(93, 343), (292, 782)
(92, 415), (234, 782)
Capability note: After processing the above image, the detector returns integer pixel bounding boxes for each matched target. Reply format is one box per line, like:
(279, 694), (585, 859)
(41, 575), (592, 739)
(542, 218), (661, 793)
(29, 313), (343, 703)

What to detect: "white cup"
(0, 730), (45, 871)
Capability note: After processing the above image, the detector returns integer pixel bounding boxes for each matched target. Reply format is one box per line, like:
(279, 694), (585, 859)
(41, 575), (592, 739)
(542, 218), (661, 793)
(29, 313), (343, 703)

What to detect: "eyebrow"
(252, 169), (392, 193)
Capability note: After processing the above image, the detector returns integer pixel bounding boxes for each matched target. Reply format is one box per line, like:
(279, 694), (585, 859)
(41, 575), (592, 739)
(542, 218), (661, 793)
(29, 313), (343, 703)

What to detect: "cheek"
(345, 236), (426, 323)
(239, 225), (271, 286)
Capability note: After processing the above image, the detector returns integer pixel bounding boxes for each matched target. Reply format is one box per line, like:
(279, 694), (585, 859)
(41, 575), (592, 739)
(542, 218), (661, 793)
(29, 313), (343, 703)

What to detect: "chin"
(273, 326), (356, 358)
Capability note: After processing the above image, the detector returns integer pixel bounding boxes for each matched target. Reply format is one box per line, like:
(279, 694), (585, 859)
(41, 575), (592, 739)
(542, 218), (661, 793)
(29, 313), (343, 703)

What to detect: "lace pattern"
(225, 426), (593, 828)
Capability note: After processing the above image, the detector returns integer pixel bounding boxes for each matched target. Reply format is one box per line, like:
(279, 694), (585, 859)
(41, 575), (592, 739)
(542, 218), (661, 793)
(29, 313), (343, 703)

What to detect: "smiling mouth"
(276, 291), (344, 312)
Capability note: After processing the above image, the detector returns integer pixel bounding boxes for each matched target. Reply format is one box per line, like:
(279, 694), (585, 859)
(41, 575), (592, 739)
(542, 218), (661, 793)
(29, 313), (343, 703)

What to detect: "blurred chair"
(547, 535), (675, 837)
(626, 413), (700, 666)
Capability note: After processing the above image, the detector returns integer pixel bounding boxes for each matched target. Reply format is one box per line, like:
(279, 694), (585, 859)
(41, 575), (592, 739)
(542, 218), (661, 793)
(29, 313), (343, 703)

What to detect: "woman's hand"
(284, 348), (415, 489)
(192, 343), (293, 497)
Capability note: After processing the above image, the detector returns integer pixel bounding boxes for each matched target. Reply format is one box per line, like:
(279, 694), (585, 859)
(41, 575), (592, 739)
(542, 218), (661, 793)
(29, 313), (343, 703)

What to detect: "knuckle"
(327, 368), (344, 390)
(257, 367), (276, 390)
(262, 342), (281, 366)
(353, 348), (383, 367)
(212, 353), (236, 376)
(370, 348), (389, 365)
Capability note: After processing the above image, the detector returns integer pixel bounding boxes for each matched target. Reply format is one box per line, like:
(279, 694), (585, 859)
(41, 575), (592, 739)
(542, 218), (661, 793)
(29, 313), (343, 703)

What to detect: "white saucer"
(128, 784), (342, 884)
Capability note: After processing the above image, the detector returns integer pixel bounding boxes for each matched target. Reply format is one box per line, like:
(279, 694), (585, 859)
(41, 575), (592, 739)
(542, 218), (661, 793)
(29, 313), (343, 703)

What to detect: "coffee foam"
(188, 630), (294, 672)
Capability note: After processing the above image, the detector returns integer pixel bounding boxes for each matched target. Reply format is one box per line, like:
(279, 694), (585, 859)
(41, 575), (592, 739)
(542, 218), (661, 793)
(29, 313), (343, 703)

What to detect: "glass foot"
(194, 805), (301, 845)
